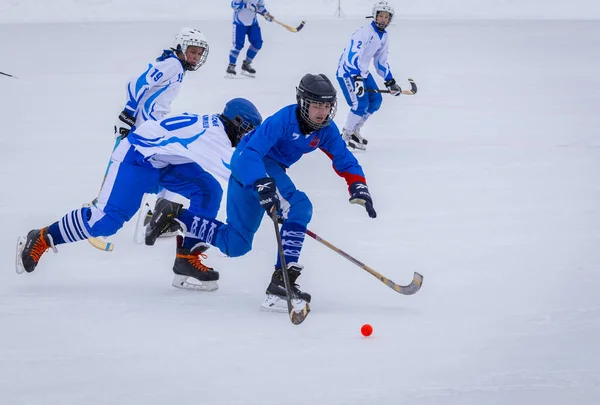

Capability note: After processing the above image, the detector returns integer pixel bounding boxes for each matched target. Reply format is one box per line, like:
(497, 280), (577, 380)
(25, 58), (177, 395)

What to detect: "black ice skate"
(261, 263), (311, 312)
(241, 60), (256, 78)
(145, 197), (183, 246)
(172, 236), (219, 291)
(225, 63), (236, 78)
(15, 228), (57, 274)
(342, 129), (367, 151)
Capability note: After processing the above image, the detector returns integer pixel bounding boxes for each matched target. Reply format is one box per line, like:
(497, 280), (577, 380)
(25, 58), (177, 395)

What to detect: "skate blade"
(260, 294), (308, 313)
(134, 193), (153, 245)
(347, 141), (367, 151)
(172, 275), (218, 292)
(240, 71), (256, 78)
(15, 236), (26, 274)
(224, 73), (236, 79)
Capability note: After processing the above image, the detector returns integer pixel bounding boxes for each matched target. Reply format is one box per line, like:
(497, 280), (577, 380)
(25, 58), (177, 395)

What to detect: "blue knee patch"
(367, 92), (383, 113)
(285, 191), (312, 226)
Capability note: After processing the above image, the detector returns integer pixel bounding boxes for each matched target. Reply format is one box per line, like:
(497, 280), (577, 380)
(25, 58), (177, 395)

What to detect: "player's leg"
(17, 142), (158, 274)
(241, 23), (263, 77)
(227, 23), (248, 76)
(261, 158), (312, 312)
(336, 74), (370, 150)
(152, 163), (222, 291)
(359, 73), (382, 134)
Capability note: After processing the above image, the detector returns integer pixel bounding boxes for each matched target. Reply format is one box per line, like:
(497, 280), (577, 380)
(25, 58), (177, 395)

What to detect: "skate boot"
(342, 128), (367, 151)
(225, 63), (236, 78)
(15, 228), (58, 274)
(172, 236), (219, 291)
(261, 263), (311, 312)
(241, 60), (256, 78)
(145, 197), (183, 246)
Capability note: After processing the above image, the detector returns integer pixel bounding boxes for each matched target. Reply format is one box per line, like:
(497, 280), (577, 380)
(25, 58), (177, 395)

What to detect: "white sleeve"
(373, 34), (393, 82)
(123, 57), (183, 119)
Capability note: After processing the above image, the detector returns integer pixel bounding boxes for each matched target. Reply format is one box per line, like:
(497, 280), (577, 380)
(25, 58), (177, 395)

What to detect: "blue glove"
(255, 177), (280, 215)
(349, 182), (377, 218)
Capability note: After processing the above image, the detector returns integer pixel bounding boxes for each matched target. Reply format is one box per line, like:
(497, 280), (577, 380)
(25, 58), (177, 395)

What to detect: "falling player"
(335, 1), (402, 150)
(17, 99), (262, 292)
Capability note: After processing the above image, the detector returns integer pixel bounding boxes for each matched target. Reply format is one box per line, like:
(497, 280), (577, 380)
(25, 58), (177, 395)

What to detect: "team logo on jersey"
(309, 136), (320, 148)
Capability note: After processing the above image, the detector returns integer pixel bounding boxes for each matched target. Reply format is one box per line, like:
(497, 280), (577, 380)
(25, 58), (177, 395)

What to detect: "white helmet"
(172, 27), (209, 71)
(372, 1), (394, 30)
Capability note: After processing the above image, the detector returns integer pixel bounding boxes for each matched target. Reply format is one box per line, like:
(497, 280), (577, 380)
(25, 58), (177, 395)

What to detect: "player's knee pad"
(249, 40), (263, 51)
(367, 92), (383, 113)
(285, 191), (312, 226)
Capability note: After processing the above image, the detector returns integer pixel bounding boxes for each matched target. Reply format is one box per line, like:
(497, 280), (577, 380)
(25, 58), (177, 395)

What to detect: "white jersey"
(231, 0), (268, 26)
(336, 22), (393, 81)
(123, 51), (186, 128)
(123, 113), (234, 182)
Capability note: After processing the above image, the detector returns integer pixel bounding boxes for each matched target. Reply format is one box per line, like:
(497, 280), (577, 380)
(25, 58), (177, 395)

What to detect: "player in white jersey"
(336, 1), (402, 151)
(17, 99), (262, 292)
(111, 27), (210, 236)
(226, 0), (274, 78)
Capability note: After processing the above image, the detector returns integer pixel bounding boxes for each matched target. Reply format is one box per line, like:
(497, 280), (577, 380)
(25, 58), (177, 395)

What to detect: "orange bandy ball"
(361, 324), (373, 336)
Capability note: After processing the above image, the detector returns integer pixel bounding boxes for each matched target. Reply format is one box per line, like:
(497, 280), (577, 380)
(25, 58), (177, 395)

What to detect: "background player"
(335, 1), (402, 151)
(226, 0), (274, 78)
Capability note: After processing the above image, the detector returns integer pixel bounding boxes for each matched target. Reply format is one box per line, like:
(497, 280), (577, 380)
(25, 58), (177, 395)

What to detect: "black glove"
(353, 75), (365, 97)
(114, 110), (135, 138)
(384, 78), (402, 97)
(349, 182), (377, 218)
(255, 177), (280, 215)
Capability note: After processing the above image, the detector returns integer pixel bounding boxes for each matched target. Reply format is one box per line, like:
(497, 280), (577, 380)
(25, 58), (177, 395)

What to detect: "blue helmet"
(221, 98), (262, 146)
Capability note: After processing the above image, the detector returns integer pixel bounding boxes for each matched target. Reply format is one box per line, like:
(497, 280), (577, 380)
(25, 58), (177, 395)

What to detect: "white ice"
(1, 2), (600, 404)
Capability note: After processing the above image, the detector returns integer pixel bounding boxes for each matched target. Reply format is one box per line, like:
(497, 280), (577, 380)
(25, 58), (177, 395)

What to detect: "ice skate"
(225, 63), (236, 78)
(261, 263), (311, 312)
(240, 60), (256, 78)
(172, 236), (219, 291)
(15, 228), (57, 274)
(342, 128), (367, 151)
(145, 197), (183, 246)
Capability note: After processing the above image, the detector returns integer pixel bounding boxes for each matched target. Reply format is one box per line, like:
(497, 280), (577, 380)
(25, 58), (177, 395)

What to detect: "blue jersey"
(231, 104), (367, 188)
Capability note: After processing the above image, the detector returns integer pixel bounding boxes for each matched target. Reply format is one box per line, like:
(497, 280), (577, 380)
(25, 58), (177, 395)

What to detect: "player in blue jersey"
(226, 0), (274, 78)
(336, 1), (402, 151)
(147, 73), (377, 311)
(17, 99), (262, 292)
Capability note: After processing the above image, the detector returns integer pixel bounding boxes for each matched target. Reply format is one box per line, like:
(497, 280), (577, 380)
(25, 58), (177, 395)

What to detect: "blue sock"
(178, 209), (224, 246)
(276, 222), (306, 268)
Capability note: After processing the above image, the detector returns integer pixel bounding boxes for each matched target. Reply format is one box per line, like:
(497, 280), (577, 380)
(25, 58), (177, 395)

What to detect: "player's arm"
(373, 36), (401, 96)
(230, 113), (285, 188)
(231, 1), (245, 10)
(319, 125), (376, 218)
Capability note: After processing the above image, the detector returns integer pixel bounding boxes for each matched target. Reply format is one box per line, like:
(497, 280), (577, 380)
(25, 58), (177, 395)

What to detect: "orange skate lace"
(30, 228), (50, 263)
(176, 251), (212, 272)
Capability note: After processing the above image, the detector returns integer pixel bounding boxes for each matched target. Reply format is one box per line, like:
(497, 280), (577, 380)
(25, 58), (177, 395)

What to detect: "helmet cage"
(173, 28), (209, 71)
(297, 95), (337, 132)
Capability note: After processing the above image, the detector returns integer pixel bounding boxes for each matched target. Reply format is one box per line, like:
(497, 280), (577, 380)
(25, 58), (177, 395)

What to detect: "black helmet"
(220, 98), (262, 147)
(296, 73), (337, 132)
